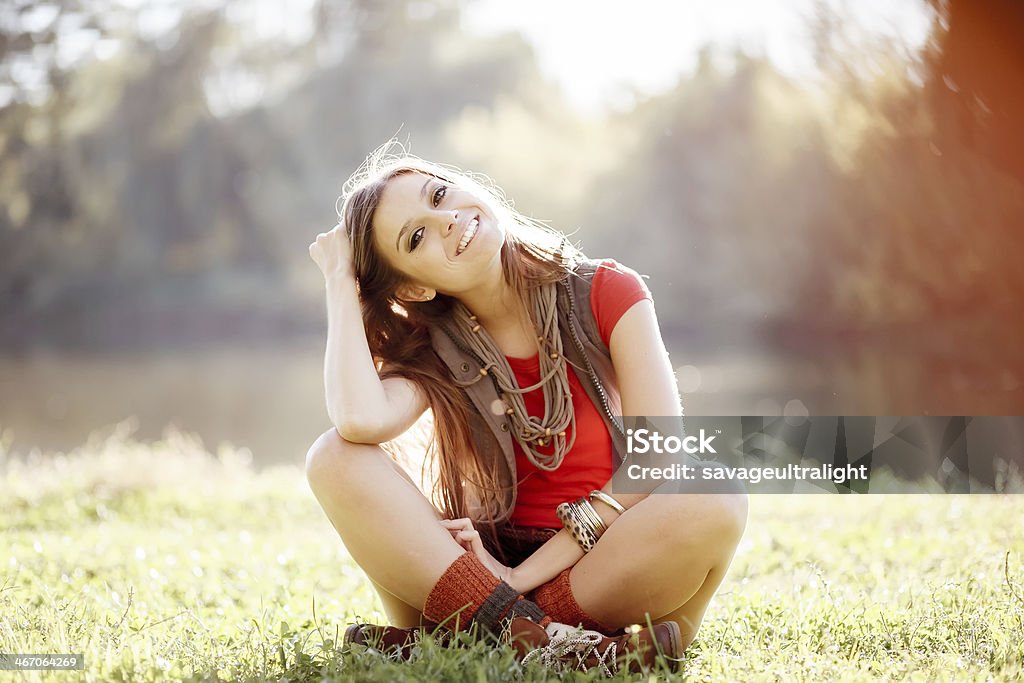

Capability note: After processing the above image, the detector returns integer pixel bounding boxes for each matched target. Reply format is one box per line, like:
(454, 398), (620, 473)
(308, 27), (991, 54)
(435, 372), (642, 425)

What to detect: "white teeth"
(457, 218), (478, 255)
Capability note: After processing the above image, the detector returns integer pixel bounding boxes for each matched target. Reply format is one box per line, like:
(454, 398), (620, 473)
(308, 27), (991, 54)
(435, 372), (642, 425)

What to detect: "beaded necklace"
(447, 281), (576, 471)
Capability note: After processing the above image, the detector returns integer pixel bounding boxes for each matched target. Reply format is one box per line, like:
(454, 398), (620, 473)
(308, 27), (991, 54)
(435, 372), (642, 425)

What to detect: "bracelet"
(589, 490), (626, 516)
(555, 497), (607, 553)
(556, 498), (604, 552)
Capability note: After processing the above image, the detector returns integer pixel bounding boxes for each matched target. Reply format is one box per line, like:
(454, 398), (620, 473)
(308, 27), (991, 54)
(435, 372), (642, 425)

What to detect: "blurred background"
(1, 0), (1022, 468)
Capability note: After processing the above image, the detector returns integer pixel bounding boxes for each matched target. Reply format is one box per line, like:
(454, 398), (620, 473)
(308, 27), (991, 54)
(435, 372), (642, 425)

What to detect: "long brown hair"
(339, 143), (580, 551)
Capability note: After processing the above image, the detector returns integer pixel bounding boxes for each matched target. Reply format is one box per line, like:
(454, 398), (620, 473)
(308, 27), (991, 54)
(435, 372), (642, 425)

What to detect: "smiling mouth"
(456, 216), (479, 256)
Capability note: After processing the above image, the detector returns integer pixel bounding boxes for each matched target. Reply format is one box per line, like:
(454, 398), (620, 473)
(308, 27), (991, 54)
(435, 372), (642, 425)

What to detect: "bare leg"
(305, 428), (466, 614)
(653, 554), (738, 650)
(367, 577), (427, 628)
(568, 486), (747, 649)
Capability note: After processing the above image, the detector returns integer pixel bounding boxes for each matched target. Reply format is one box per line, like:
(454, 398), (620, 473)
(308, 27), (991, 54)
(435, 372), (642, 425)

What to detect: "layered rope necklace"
(447, 281), (576, 471)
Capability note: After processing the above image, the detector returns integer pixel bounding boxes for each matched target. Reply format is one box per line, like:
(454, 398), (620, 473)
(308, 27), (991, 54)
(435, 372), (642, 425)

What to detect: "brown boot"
(343, 622), (451, 660)
(506, 618), (683, 677)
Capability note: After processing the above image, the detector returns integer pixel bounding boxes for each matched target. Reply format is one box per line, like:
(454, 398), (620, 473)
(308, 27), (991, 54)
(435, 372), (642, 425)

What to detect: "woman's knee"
(713, 488), (749, 541)
(304, 428), (382, 494)
(652, 489), (748, 551)
(306, 428), (347, 481)
(697, 490), (747, 546)
(305, 428), (422, 506)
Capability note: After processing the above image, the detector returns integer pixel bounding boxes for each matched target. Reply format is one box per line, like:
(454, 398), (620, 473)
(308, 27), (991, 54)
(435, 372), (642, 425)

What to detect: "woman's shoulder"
(566, 257), (650, 302)
(563, 257), (653, 348)
(587, 258), (649, 292)
(569, 256), (633, 281)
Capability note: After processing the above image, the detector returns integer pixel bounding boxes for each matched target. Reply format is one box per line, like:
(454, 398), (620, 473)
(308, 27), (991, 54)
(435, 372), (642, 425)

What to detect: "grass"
(1, 423), (1023, 682)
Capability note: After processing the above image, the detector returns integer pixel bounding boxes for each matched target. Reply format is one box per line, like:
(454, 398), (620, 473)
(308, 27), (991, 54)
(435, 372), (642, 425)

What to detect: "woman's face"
(371, 171), (505, 299)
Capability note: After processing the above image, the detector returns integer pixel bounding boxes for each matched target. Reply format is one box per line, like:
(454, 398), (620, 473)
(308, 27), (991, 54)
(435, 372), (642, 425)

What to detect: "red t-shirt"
(508, 259), (652, 528)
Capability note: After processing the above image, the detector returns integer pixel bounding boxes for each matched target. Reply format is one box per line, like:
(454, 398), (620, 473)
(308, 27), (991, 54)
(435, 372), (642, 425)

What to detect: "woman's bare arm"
(311, 226), (427, 444)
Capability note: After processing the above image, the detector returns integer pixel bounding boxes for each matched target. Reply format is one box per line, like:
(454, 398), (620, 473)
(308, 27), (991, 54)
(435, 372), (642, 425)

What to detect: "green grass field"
(2, 425), (1023, 682)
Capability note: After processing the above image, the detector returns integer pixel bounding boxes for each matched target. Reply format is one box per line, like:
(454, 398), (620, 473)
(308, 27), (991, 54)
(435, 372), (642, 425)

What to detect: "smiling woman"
(371, 172), (506, 302)
(303, 142), (747, 676)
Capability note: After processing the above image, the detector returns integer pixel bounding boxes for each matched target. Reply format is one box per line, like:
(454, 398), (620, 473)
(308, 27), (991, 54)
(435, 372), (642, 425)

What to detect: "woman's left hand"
(440, 518), (514, 585)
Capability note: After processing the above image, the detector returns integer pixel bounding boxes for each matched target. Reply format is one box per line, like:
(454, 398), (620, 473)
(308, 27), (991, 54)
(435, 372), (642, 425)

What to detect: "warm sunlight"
(463, 0), (936, 113)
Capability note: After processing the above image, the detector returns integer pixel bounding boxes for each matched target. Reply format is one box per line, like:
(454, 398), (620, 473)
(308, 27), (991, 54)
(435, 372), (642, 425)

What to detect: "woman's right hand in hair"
(309, 224), (355, 280)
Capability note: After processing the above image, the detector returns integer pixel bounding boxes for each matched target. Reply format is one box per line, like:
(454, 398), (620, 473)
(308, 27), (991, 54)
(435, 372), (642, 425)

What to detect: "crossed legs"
(305, 429), (746, 647)
(567, 483), (747, 649)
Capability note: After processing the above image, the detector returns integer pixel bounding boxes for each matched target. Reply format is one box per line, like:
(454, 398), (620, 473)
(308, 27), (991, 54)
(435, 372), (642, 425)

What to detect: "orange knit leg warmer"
(533, 568), (613, 634)
(423, 552), (547, 632)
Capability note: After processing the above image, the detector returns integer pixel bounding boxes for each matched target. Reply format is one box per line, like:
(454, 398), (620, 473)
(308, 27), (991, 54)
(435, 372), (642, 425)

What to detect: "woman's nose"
(440, 210), (458, 235)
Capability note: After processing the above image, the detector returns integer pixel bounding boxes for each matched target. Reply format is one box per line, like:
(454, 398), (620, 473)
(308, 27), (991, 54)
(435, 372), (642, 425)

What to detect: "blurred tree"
(572, 0), (1023, 414)
(792, 0), (1024, 330)
(578, 52), (840, 351)
(780, 0), (1024, 412)
(1, 0), (90, 318)
(925, 0), (1024, 181)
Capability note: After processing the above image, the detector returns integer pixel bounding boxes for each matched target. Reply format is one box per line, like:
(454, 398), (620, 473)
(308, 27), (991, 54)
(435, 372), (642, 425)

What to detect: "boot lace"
(521, 622), (618, 677)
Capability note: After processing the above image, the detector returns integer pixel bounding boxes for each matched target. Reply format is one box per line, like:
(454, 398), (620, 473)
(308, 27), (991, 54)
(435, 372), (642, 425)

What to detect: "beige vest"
(428, 259), (628, 521)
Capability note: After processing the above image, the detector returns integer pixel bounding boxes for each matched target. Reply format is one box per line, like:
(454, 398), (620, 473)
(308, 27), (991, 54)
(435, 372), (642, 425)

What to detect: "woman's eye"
(432, 185), (447, 206)
(410, 227), (425, 251)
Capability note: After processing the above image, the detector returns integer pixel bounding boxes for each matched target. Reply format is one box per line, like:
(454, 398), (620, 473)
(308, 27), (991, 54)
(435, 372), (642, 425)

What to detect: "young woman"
(305, 145), (748, 675)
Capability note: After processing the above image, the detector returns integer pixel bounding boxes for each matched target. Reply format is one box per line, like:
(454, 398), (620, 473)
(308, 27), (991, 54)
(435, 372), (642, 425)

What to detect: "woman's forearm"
(322, 273), (392, 440)
(507, 529), (583, 593)
(508, 487), (648, 594)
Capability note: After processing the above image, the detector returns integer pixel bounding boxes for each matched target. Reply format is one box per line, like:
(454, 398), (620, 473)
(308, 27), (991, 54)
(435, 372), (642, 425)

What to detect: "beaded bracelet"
(555, 496), (607, 552)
